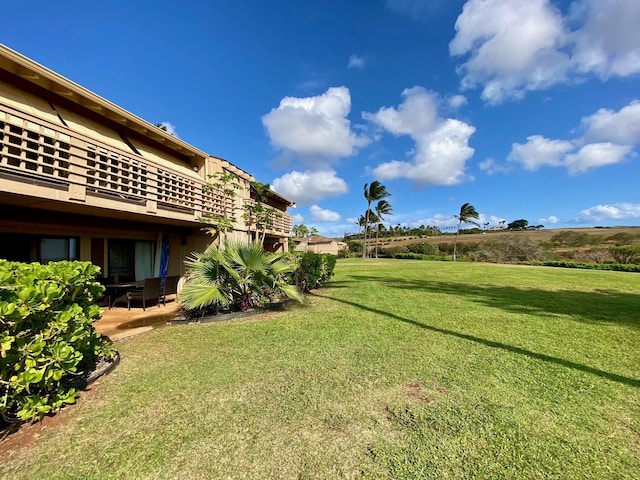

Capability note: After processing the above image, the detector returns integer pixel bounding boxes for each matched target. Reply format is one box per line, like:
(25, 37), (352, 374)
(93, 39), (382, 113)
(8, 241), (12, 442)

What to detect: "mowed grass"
(1, 260), (639, 479)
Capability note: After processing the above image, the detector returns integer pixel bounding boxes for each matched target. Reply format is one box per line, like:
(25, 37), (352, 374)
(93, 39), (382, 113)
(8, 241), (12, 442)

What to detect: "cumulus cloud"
(348, 54), (366, 69)
(508, 135), (574, 170)
(538, 215), (560, 225)
(291, 213), (305, 225)
(363, 87), (476, 187)
(271, 170), (348, 205)
(310, 205), (341, 222)
(449, 94), (468, 108)
(450, 0), (640, 103)
(581, 100), (640, 145)
(571, 0), (640, 78)
(564, 143), (633, 173)
(157, 121), (178, 137)
(450, 0), (570, 103)
(509, 100), (638, 173)
(262, 87), (369, 167)
(577, 202), (640, 222)
(478, 157), (510, 175)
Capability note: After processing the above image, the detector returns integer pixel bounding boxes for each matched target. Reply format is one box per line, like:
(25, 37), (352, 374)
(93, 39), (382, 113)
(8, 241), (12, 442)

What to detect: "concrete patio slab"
(94, 296), (181, 342)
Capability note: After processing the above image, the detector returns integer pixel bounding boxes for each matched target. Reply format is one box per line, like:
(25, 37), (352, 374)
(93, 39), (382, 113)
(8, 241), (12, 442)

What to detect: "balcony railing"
(0, 103), (291, 236)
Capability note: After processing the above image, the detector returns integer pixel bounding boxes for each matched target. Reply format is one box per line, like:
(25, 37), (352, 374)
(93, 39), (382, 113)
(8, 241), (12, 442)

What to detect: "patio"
(94, 295), (182, 342)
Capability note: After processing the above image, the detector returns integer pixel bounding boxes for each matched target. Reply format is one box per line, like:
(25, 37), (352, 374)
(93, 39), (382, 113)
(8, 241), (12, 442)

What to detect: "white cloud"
(450, 0), (640, 103)
(538, 215), (560, 225)
(577, 202), (640, 222)
(262, 87), (370, 167)
(509, 99), (639, 173)
(478, 157), (510, 175)
(348, 54), (366, 69)
(363, 87), (476, 187)
(310, 205), (341, 222)
(291, 213), (305, 225)
(571, 0), (640, 78)
(158, 121), (178, 137)
(449, 94), (468, 108)
(564, 142), (633, 173)
(581, 100), (640, 145)
(271, 170), (348, 205)
(508, 135), (574, 170)
(450, 0), (570, 104)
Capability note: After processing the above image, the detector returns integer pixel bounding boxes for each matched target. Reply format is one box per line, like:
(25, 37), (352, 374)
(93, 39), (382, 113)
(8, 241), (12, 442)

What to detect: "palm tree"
(453, 203), (480, 261)
(356, 215), (366, 239)
(362, 181), (389, 258)
(374, 199), (393, 258)
(181, 241), (302, 312)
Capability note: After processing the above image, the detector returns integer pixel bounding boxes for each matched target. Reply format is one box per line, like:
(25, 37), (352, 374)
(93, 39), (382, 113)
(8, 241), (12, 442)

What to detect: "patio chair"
(126, 277), (163, 311)
(161, 275), (180, 306)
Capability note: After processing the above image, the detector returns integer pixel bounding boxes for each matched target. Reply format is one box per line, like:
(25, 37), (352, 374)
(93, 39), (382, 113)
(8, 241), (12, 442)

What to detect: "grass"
(1, 259), (639, 479)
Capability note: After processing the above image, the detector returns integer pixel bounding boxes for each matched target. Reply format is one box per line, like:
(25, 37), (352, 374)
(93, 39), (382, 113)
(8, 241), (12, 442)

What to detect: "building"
(293, 235), (347, 256)
(0, 44), (294, 283)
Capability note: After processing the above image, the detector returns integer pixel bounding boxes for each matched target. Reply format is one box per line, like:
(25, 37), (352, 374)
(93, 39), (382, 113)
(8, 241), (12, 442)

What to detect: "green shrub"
(293, 253), (337, 292)
(550, 231), (604, 247)
(605, 232), (640, 244)
(529, 261), (640, 273)
(406, 243), (439, 255)
(391, 253), (451, 261)
(436, 241), (479, 256)
(378, 245), (409, 257)
(609, 245), (640, 264)
(0, 260), (116, 425)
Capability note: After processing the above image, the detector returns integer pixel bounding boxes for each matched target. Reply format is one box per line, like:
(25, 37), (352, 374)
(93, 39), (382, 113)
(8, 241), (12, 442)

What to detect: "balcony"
(0, 103), (291, 236)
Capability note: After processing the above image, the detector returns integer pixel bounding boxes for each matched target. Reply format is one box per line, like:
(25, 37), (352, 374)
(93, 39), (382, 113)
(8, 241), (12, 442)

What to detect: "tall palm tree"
(356, 215), (366, 239)
(363, 181), (389, 258)
(453, 202), (480, 261)
(374, 199), (393, 258)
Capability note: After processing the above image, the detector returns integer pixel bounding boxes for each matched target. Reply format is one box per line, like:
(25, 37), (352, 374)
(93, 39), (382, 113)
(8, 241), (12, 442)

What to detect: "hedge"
(0, 260), (116, 424)
(528, 261), (640, 273)
(292, 253), (337, 292)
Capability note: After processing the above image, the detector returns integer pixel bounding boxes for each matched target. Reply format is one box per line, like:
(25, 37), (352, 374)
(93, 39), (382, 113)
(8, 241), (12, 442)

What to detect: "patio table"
(106, 281), (144, 308)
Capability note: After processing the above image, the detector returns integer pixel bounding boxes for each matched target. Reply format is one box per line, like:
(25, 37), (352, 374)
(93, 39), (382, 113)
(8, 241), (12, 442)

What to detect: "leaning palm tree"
(363, 181), (390, 258)
(374, 199), (393, 258)
(453, 202), (480, 261)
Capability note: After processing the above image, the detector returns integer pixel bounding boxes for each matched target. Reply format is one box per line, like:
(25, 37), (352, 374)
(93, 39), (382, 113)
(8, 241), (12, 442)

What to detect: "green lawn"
(2, 259), (639, 479)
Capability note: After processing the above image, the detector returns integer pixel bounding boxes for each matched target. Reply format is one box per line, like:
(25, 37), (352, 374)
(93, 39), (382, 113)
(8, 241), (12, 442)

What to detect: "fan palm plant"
(363, 181), (390, 258)
(453, 202), (480, 261)
(180, 241), (302, 312)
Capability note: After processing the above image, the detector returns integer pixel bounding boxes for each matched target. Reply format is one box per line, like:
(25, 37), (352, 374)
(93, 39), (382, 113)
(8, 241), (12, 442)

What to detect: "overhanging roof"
(0, 43), (296, 209)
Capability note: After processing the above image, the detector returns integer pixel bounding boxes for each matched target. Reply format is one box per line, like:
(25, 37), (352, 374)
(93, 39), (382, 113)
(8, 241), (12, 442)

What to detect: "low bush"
(293, 252), (337, 292)
(609, 245), (640, 264)
(0, 260), (116, 425)
(391, 253), (451, 261)
(550, 231), (604, 247)
(470, 236), (544, 264)
(406, 243), (439, 255)
(529, 261), (640, 273)
(435, 242), (479, 256)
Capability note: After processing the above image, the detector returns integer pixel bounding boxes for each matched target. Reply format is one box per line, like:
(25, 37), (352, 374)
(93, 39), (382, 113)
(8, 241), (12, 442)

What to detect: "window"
(40, 237), (79, 262)
(0, 235), (79, 263)
(108, 239), (154, 282)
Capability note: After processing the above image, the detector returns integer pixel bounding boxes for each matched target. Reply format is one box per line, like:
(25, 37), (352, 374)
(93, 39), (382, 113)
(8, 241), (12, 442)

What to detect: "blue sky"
(4, 0), (639, 237)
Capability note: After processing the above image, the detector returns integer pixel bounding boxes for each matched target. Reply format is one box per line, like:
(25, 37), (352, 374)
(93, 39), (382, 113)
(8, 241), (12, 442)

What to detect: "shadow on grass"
(311, 289), (640, 388)
(340, 275), (640, 329)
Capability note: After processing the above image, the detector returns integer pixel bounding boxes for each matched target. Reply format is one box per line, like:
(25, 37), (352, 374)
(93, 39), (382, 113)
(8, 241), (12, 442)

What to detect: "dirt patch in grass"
(0, 383), (101, 457)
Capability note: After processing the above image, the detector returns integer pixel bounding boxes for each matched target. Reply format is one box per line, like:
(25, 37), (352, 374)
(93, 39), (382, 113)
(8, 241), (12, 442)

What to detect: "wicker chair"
(126, 277), (163, 311)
